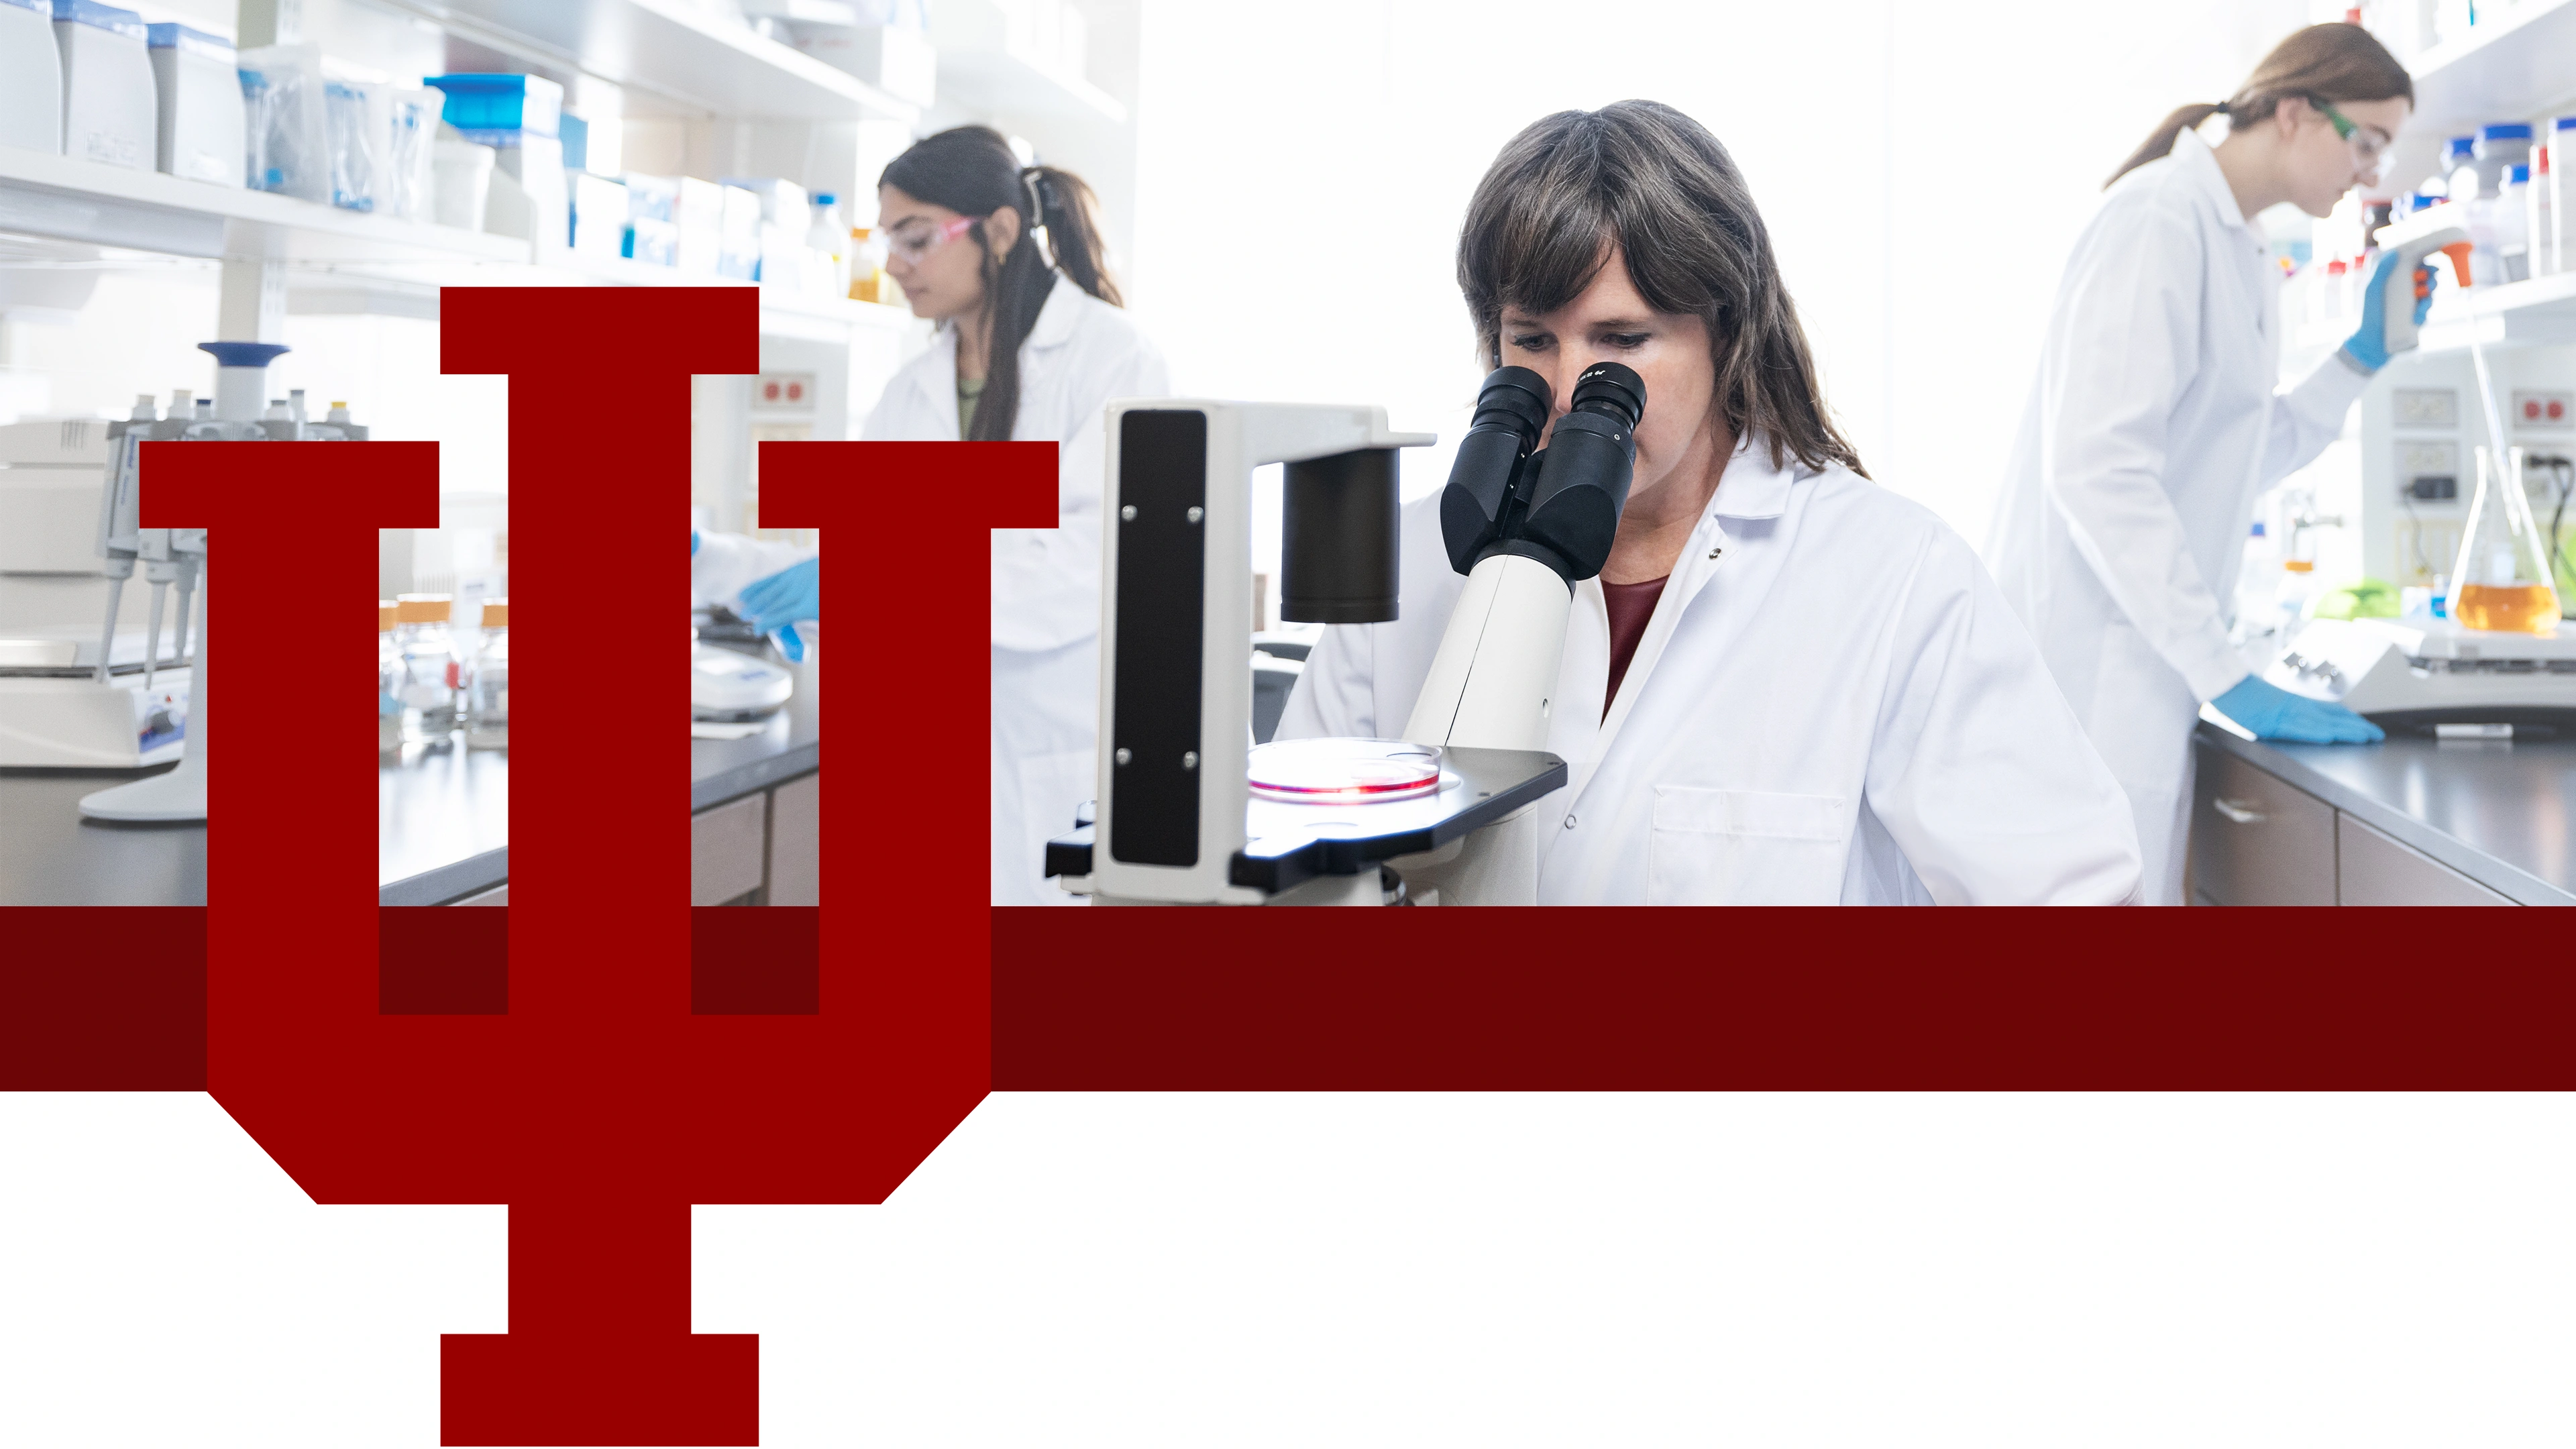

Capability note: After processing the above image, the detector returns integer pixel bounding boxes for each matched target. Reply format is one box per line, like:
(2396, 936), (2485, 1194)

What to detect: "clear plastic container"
(394, 592), (459, 745)
(464, 598), (507, 750)
(2532, 147), (2559, 278)
(378, 600), (402, 755)
(2498, 164), (2532, 282)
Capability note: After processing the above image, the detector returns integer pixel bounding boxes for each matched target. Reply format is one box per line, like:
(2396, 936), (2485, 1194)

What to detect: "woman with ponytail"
(861, 125), (1169, 905)
(1984, 22), (2427, 906)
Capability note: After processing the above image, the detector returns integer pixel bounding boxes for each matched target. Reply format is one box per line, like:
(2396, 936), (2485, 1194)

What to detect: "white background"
(7, 1091), (2576, 1446)
(1124, 0), (2334, 543)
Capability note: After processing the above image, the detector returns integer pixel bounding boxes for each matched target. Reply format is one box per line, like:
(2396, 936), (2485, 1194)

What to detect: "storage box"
(146, 23), (240, 184)
(422, 72), (561, 141)
(623, 216), (678, 267)
(570, 170), (627, 255)
(0, 0), (63, 154)
(675, 176), (723, 274)
(52, 0), (154, 170)
(721, 176), (810, 235)
(756, 221), (806, 290)
(623, 172), (679, 223)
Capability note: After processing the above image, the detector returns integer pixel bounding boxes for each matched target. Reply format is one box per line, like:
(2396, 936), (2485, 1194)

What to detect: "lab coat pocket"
(1014, 746), (1097, 905)
(1647, 786), (1850, 905)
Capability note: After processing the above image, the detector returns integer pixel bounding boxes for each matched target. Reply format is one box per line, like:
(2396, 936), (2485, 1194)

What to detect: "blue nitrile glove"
(2341, 248), (2440, 373)
(690, 529), (700, 555)
(2209, 674), (2384, 743)
(739, 556), (818, 662)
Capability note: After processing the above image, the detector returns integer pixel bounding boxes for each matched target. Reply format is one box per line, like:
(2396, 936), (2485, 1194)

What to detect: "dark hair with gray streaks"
(1457, 99), (1865, 478)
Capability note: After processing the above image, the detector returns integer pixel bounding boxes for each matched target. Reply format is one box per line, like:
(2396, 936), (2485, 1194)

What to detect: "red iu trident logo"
(149, 288), (1051, 1444)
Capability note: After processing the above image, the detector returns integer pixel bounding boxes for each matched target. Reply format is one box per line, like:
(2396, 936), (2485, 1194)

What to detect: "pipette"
(91, 394), (152, 684)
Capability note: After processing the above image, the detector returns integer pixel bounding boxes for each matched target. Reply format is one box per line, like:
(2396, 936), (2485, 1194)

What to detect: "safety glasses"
(2312, 97), (2392, 179)
(885, 213), (981, 265)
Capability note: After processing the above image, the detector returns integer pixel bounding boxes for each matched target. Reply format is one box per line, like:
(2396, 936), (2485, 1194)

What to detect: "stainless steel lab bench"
(0, 650), (818, 906)
(2189, 720), (2576, 906)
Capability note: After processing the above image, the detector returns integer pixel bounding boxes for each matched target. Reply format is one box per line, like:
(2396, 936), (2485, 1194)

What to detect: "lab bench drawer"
(768, 773), (820, 906)
(692, 793), (768, 905)
(2337, 814), (2512, 906)
(2190, 741), (2337, 906)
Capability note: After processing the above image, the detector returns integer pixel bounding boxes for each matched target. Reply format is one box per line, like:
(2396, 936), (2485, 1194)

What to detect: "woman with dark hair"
(1984, 23), (2426, 906)
(859, 125), (1169, 905)
(1279, 101), (2141, 905)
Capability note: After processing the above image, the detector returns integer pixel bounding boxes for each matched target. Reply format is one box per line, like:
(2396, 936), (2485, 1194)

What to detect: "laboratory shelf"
(373, 0), (920, 123)
(2392, 0), (2576, 195)
(930, 0), (1130, 129)
(2291, 270), (2576, 356)
(0, 142), (529, 266)
(2417, 269), (2576, 352)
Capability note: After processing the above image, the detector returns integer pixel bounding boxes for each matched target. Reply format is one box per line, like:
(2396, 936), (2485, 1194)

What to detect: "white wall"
(1126, 0), (2325, 547)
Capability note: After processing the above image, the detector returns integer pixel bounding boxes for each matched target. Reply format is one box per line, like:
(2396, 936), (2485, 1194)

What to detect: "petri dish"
(1247, 737), (1443, 804)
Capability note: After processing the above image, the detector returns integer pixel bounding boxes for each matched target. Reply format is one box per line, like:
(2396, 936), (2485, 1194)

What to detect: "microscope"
(1044, 362), (1646, 905)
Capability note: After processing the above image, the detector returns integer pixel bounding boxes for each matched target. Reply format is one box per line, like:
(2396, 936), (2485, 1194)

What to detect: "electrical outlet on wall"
(2398, 439), (2458, 501)
(2394, 387), (2459, 429)
(2512, 390), (2574, 429)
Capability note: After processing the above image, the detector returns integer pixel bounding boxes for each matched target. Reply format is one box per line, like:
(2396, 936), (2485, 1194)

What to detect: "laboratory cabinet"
(2188, 738), (2521, 906)
(690, 768), (820, 907)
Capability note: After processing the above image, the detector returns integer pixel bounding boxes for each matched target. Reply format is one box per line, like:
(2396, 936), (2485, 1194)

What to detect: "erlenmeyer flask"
(2449, 445), (2563, 635)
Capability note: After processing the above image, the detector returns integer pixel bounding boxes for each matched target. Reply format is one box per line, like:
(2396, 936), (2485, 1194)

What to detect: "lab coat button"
(1563, 814), (1577, 829)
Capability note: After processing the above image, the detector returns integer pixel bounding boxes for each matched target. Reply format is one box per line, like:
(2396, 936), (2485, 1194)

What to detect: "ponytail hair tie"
(2212, 99), (2231, 115)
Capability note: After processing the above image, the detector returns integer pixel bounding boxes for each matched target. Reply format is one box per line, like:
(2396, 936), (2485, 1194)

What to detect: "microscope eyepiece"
(1470, 366), (1553, 451)
(1438, 366), (1556, 576)
(1568, 362), (1645, 430)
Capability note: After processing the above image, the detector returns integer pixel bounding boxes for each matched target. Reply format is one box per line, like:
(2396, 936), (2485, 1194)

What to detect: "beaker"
(2448, 445), (2563, 635)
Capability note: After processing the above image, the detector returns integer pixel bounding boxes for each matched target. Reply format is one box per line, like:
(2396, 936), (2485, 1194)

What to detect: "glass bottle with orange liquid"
(2449, 445), (2563, 634)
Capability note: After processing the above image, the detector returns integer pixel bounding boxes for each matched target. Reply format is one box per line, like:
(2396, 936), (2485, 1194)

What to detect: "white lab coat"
(690, 516), (810, 614)
(861, 270), (1171, 905)
(1984, 127), (2369, 904)
(1279, 439), (2143, 905)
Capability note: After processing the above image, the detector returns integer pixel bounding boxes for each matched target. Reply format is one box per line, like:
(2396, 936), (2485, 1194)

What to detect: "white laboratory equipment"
(691, 638), (793, 720)
(0, 340), (368, 817)
(146, 23), (243, 185)
(1044, 376), (1634, 906)
(52, 0), (156, 171)
(0, 0), (63, 154)
(2267, 616), (2576, 732)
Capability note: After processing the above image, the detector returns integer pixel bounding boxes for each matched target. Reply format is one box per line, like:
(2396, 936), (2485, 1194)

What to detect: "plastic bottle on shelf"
(2442, 135), (2477, 199)
(2498, 164), (2533, 282)
(394, 593), (459, 746)
(798, 192), (850, 299)
(2475, 123), (2533, 197)
(378, 601), (403, 755)
(2550, 117), (2576, 276)
(2234, 519), (2280, 645)
(2530, 148), (2558, 278)
(464, 598), (507, 749)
